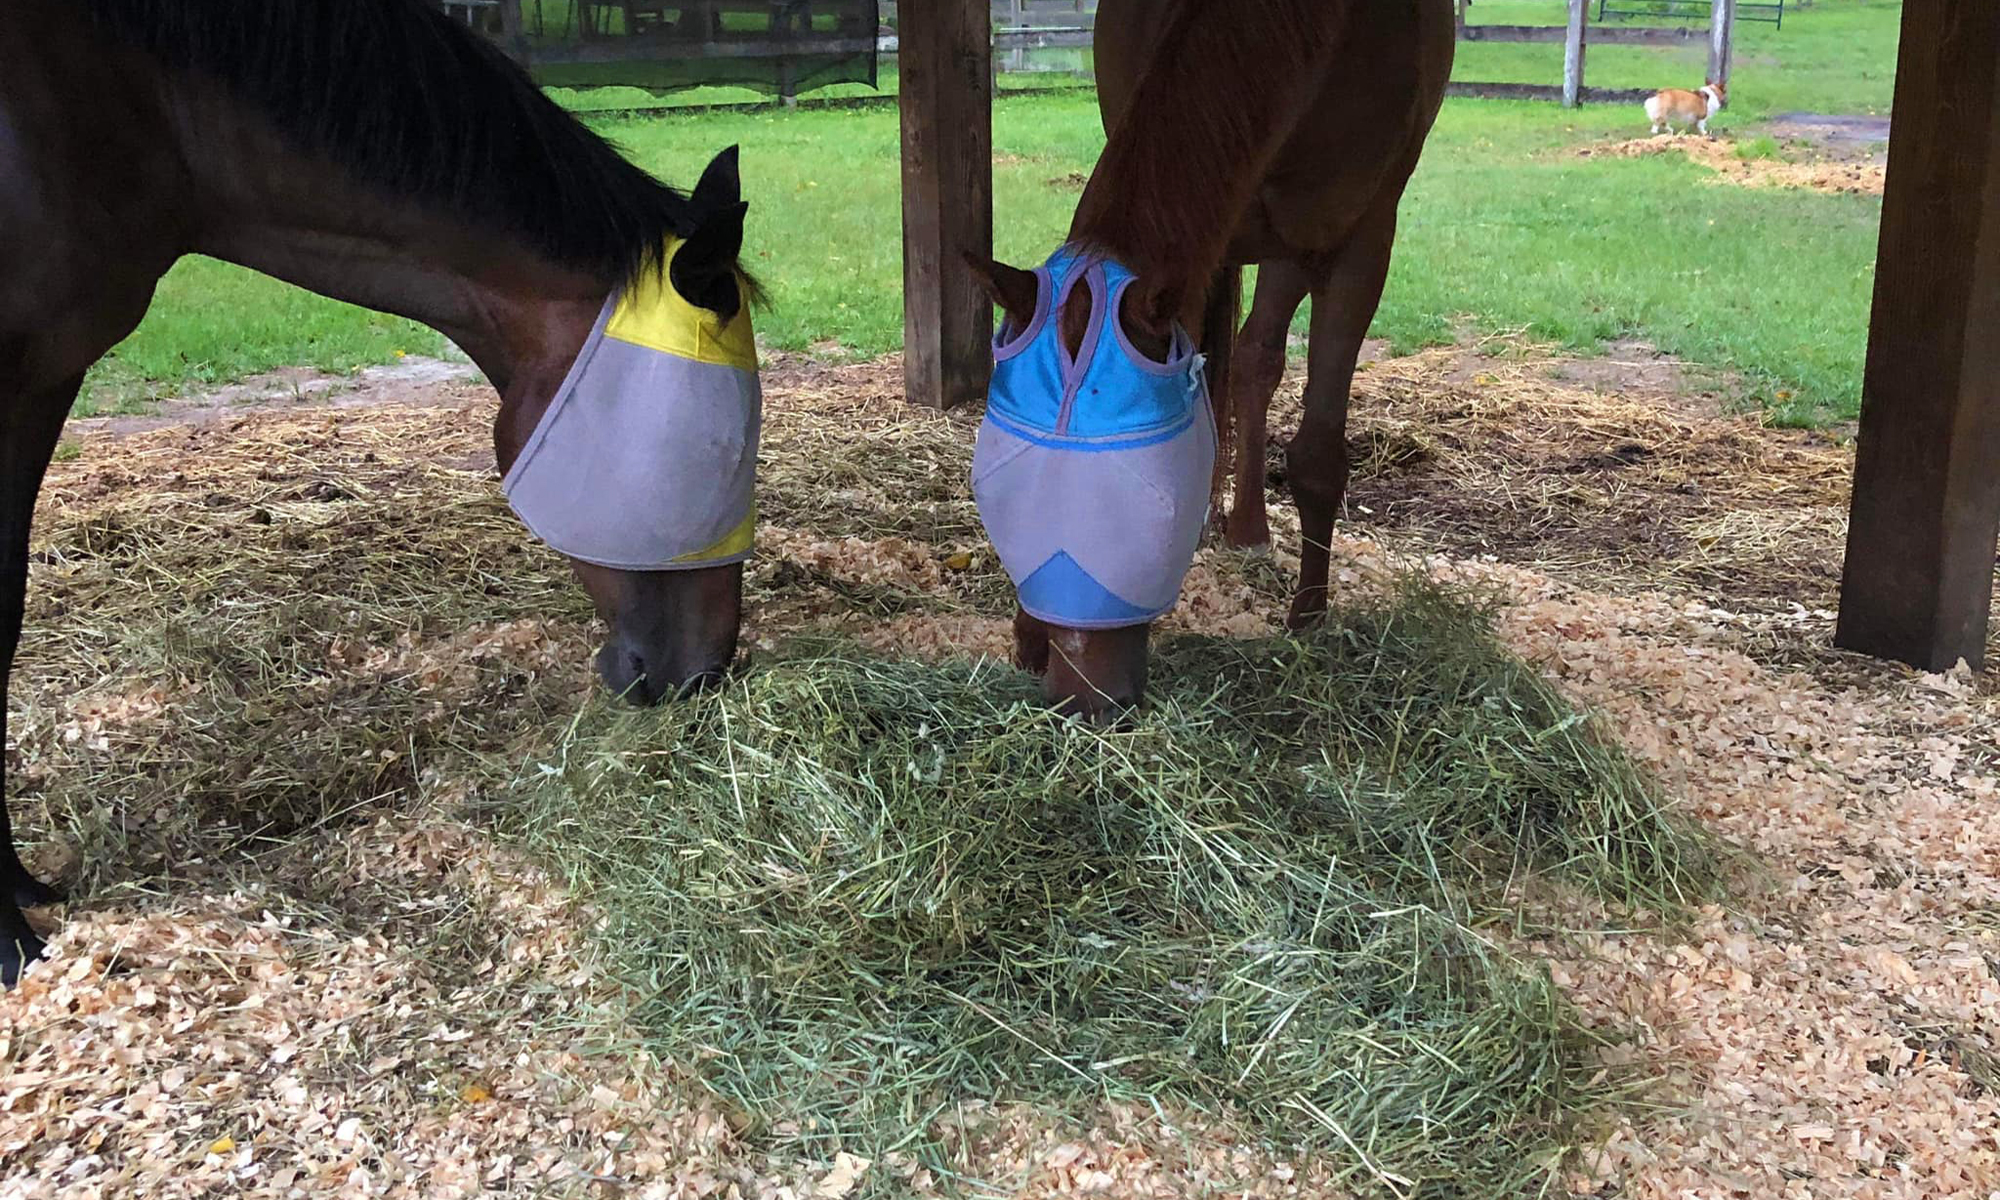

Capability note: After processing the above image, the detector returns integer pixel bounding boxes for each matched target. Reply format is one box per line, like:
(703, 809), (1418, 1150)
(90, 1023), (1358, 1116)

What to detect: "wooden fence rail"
(484, 0), (1733, 111)
(1455, 0), (1737, 108)
(990, 0), (1093, 26)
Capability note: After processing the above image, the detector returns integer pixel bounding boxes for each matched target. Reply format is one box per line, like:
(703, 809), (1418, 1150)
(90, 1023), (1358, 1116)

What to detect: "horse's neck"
(176, 93), (607, 406)
(1070, 0), (1353, 302)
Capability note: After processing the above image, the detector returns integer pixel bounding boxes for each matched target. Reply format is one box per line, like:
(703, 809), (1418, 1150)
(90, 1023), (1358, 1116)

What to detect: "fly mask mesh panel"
(502, 238), (761, 571)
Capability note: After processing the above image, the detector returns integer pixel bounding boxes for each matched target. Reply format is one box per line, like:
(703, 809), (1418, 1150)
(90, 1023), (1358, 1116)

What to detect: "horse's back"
(1093, 0), (1456, 261)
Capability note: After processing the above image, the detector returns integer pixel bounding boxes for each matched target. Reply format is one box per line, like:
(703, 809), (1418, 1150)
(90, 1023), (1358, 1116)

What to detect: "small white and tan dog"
(1644, 79), (1727, 137)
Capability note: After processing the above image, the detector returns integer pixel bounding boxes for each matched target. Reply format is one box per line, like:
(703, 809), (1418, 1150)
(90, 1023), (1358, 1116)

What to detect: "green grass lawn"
(84, 0), (1901, 424)
(77, 257), (439, 415)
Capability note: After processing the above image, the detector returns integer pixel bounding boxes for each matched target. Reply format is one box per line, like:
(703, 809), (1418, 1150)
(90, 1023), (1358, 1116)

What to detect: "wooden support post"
(1707, 0), (1735, 86)
(1562, 0), (1588, 107)
(898, 0), (995, 409)
(1836, 0), (2000, 672)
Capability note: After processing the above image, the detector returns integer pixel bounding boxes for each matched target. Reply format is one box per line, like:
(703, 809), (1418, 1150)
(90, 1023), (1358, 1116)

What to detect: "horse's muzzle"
(595, 638), (728, 705)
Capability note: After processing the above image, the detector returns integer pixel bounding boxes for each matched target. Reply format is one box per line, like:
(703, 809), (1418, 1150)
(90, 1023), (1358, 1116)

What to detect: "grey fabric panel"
(971, 402), (1215, 619)
(504, 333), (760, 571)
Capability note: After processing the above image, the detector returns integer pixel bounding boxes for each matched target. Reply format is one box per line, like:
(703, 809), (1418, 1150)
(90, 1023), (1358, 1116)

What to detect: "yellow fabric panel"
(604, 238), (758, 371)
(672, 504), (756, 565)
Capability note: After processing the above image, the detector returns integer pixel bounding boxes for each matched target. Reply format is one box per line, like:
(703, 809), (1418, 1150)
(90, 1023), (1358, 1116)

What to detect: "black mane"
(82, 0), (700, 286)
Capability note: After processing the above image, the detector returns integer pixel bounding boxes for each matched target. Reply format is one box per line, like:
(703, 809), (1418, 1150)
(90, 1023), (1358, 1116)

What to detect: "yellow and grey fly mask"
(503, 239), (761, 571)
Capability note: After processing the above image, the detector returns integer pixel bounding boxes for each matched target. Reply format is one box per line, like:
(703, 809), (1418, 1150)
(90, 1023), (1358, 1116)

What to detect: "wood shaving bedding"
(8, 349), (2000, 1197)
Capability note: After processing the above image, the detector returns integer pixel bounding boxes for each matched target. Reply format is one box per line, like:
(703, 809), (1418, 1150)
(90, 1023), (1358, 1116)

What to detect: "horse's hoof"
(1, 929), (47, 989)
(13, 873), (65, 909)
(1285, 600), (1328, 632)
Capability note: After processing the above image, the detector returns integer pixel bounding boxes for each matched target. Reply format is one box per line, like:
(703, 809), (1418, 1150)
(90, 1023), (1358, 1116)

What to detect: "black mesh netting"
(451, 0), (880, 97)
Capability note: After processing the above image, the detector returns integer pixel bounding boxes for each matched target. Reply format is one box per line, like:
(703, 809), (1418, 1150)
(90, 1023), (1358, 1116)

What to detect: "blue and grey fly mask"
(502, 239), (761, 572)
(971, 247), (1215, 628)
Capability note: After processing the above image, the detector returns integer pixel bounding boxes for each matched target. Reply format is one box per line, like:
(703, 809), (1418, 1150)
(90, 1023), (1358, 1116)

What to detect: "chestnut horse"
(970, 0), (1454, 718)
(1, 0), (759, 982)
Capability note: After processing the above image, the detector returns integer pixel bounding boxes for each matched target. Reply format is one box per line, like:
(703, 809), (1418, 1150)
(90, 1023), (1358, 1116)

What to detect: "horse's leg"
(1198, 265), (1242, 530)
(1225, 260), (1315, 551)
(0, 371), (82, 985)
(1286, 212), (1397, 630)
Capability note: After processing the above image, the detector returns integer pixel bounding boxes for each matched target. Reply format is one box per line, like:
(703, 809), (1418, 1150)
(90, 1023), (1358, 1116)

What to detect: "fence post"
(1563, 0), (1588, 107)
(1708, 0), (1736, 86)
(497, 0), (525, 54)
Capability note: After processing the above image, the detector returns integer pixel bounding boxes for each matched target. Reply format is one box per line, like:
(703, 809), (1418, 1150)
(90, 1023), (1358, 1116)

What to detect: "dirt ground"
(1767, 113), (1893, 154)
(5, 342), (2000, 1198)
(1579, 134), (1887, 196)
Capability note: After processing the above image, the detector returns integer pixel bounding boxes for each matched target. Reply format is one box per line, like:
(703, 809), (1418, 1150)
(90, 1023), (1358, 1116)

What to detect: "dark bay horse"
(1, 0), (760, 983)
(969, 0), (1454, 719)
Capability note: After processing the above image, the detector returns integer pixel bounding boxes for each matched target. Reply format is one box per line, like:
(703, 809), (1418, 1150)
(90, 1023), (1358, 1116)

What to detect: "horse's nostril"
(674, 669), (727, 699)
(596, 642), (662, 706)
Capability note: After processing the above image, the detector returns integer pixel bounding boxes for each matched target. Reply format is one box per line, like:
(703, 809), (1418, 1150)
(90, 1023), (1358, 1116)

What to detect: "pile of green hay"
(499, 584), (1720, 1194)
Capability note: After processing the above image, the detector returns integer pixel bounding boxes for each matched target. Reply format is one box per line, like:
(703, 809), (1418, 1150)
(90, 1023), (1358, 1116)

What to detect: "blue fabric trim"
(985, 246), (1200, 440)
(1017, 550), (1161, 627)
(984, 408), (1196, 452)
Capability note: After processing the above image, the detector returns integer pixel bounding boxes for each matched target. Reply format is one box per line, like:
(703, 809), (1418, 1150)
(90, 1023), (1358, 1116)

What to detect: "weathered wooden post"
(1562, 0), (1588, 107)
(1707, 0), (1735, 85)
(1836, 0), (2000, 672)
(898, 0), (995, 409)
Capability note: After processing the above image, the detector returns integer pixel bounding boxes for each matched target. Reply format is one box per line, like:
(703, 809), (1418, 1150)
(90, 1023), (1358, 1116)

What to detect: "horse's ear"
(964, 254), (1040, 334)
(1120, 278), (1182, 344)
(671, 200), (749, 320)
(691, 145), (742, 213)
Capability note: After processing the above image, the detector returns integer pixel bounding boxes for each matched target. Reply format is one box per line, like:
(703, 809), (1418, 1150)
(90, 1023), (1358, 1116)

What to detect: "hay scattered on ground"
(1581, 136), (1887, 196)
(495, 583), (1715, 1194)
(1284, 340), (1863, 619)
(4, 348), (1999, 1197)
(14, 405), (594, 900)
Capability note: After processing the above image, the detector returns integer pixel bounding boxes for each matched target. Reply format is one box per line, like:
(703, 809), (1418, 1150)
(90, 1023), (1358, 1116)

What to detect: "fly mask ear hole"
(1109, 279), (1190, 369)
(965, 254), (1043, 341)
(1116, 279), (1181, 364)
(670, 199), (750, 320)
